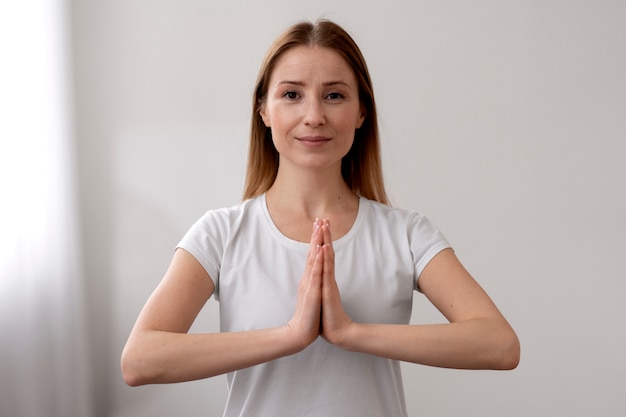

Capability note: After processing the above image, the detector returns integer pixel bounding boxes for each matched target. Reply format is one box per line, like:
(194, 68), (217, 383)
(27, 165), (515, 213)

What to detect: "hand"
(319, 220), (354, 346)
(286, 219), (324, 350)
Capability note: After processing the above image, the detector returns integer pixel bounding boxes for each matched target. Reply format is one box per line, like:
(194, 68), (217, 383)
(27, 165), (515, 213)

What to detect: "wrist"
(282, 323), (317, 354)
(334, 321), (360, 351)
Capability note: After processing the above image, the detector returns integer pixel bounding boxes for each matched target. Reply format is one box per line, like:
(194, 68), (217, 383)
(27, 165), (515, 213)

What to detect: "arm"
(121, 222), (325, 386)
(319, 222), (520, 370)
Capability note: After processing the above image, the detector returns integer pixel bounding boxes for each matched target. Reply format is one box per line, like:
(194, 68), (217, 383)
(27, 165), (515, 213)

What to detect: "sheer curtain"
(0, 1), (93, 416)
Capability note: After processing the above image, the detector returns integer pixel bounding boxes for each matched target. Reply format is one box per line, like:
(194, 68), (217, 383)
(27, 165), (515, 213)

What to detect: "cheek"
(267, 115), (288, 148)
(337, 111), (363, 134)
(336, 105), (365, 129)
(269, 110), (300, 138)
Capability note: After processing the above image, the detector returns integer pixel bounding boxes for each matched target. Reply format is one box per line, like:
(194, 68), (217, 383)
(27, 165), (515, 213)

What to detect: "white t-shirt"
(177, 194), (451, 417)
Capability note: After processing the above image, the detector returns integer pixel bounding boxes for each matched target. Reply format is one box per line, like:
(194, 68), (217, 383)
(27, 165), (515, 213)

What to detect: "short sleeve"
(176, 209), (229, 297)
(407, 213), (452, 291)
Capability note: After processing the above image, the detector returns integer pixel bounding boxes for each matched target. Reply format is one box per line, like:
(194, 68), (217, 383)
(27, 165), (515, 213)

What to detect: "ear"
(356, 106), (366, 129)
(259, 105), (271, 127)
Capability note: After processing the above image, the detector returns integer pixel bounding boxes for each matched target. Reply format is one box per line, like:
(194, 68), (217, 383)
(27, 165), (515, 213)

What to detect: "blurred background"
(1, 1), (624, 416)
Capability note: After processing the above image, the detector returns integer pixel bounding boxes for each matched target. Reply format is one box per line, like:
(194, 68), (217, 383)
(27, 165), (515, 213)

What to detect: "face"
(259, 45), (365, 173)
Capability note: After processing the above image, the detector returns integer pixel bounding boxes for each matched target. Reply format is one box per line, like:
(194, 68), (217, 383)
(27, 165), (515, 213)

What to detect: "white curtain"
(0, 1), (93, 416)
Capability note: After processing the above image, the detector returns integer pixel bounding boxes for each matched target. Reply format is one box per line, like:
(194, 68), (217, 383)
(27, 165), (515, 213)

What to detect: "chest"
(217, 234), (416, 331)
(270, 214), (356, 243)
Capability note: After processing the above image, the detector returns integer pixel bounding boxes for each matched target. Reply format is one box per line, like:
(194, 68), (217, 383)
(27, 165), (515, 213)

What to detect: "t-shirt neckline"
(260, 193), (365, 250)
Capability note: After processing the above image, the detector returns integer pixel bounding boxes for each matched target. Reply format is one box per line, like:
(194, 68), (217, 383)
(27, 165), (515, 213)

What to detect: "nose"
(303, 99), (326, 127)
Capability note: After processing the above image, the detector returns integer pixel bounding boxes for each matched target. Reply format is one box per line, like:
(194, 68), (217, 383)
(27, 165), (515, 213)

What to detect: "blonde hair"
(243, 20), (389, 205)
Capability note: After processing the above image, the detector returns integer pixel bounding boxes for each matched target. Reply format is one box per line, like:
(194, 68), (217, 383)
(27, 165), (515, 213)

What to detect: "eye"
(282, 91), (300, 100)
(326, 92), (345, 101)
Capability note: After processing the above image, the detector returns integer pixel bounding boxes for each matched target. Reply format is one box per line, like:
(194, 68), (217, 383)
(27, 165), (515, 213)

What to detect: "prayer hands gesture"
(287, 219), (353, 349)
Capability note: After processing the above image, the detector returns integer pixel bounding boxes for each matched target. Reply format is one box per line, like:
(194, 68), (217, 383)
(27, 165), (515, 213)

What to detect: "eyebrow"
(277, 80), (352, 88)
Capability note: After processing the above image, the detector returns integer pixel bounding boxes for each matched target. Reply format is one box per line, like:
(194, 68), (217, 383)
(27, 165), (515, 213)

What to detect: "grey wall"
(71, 1), (626, 416)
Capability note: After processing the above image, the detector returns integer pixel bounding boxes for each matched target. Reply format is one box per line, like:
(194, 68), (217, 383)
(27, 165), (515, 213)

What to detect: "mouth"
(296, 136), (331, 147)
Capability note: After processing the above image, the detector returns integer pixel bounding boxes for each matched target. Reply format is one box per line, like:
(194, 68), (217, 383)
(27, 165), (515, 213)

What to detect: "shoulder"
(196, 196), (262, 228)
(181, 196), (264, 244)
(359, 197), (450, 249)
(176, 196), (265, 286)
(360, 198), (426, 228)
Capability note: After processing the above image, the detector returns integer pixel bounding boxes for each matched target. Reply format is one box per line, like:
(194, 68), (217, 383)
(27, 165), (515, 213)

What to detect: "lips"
(297, 136), (331, 146)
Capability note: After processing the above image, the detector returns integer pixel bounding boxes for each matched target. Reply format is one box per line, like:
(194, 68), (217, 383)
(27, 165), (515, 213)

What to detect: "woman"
(121, 19), (520, 417)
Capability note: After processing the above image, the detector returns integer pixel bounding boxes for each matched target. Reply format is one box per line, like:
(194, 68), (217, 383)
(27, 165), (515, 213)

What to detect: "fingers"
(320, 220), (337, 296)
(287, 219), (325, 349)
(305, 219), (323, 270)
(303, 219), (323, 294)
(318, 219), (335, 284)
(319, 219), (334, 266)
(311, 218), (323, 246)
(320, 221), (336, 301)
(317, 220), (353, 346)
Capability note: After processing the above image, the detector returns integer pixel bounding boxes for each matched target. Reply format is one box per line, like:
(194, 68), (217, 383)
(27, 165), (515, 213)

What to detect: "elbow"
(121, 365), (145, 387)
(120, 345), (153, 387)
(120, 355), (143, 387)
(494, 329), (520, 370)
(122, 372), (143, 388)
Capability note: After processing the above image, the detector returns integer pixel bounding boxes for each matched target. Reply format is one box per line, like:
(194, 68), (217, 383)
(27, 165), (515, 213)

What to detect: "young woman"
(121, 19), (520, 417)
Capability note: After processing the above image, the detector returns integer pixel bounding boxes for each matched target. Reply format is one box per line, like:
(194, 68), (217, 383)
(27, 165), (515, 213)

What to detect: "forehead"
(269, 45), (357, 85)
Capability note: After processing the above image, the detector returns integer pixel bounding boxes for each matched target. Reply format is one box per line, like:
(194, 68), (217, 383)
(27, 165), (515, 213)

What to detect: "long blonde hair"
(243, 20), (389, 205)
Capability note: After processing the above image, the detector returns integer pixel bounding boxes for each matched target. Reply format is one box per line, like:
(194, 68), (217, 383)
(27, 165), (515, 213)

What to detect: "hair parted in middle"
(243, 19), (389, 205)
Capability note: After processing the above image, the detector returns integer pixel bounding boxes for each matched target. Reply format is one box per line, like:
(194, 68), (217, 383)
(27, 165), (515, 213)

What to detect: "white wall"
(71, 1), (626, 416)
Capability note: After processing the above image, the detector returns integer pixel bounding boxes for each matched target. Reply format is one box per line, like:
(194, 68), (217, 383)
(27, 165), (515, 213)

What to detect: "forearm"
(121, 325), (303, 386)
(340, 318), (520, 370)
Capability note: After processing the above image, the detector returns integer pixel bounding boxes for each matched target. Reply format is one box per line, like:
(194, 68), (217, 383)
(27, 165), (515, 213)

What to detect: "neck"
(266, 165), (357, 220)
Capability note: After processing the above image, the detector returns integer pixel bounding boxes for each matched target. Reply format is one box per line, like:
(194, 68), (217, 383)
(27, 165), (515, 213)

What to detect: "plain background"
(70, 1), (625, 416)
